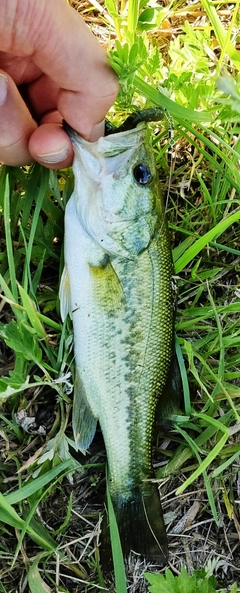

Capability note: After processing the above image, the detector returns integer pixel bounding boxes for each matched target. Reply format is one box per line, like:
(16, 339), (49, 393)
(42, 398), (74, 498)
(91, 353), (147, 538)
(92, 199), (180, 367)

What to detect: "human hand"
(0, 0), (119, 168)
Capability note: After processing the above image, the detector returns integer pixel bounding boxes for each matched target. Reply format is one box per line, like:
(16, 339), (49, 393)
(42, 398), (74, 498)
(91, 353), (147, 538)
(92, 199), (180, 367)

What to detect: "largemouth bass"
(60, 112), (175, 566)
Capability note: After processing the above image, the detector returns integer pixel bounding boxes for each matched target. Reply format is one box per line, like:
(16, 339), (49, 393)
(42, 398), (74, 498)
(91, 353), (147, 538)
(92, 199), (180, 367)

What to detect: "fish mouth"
(63, 119), (108, 142)
(63, 108), (165, 141)
(62, 119), (76, 141)
(105, 108), (165, 136)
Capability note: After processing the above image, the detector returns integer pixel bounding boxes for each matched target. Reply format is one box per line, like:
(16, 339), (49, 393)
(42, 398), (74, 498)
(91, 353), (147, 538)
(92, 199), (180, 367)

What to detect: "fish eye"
(133, 163), (153, 185)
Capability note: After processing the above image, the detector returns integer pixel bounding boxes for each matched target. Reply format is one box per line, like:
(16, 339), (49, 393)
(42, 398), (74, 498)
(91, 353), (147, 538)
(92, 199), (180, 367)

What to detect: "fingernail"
(37, 146), (68, 164)
(0, 74), (8, 105)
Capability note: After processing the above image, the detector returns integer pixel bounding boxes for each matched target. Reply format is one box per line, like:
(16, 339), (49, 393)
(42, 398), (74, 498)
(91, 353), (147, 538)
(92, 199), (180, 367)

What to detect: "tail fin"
(101, 481), (168, 571)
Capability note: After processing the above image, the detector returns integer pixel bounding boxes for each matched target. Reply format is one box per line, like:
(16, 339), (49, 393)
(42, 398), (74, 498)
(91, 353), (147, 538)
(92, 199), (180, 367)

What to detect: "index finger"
(0, 0), (119, 139)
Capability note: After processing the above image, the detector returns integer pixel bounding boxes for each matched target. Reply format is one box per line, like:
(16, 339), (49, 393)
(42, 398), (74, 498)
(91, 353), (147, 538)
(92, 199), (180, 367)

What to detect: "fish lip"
(62, 119), (77, 142)
(105, 108), (165, 136)
(62, 118), (147, 151)
(63, 108), (164, 143)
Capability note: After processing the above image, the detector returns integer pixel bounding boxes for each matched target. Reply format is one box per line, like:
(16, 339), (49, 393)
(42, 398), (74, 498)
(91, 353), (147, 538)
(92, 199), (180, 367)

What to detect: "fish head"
(69, 123), (161, 259)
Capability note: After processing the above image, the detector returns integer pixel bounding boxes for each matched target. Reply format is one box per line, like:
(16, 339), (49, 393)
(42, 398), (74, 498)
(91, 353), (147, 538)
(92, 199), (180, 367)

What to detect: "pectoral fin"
(72, 370), (98, 453)
(89, 259), (125, 313)
(59, 265), (72, 321)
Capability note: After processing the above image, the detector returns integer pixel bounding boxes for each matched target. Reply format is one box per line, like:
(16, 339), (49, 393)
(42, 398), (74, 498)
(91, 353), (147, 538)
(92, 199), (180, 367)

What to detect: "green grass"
(0, 0), (240, 590)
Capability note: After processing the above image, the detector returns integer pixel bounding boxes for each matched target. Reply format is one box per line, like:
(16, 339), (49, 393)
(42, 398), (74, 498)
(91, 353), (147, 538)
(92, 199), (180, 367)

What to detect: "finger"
(32, 2), (119, 139)
(57, 84), (115, 141)
(0, 0), (119, 141)
(27, 74), (106, 140)
(88, 120), (105, 142)
(26, 74), (59, 119)
(40, 111), (62, 125)
(28, 122), (74, 169)
(0, 51), (42, 86)
(0, 70), (37, 166)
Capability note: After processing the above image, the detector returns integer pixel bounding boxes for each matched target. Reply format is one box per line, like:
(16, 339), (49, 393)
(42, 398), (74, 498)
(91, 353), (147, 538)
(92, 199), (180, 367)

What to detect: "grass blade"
(6, 460), (76, 504)
(200, 0), (240, 70)
(28, 555), (52, 593)
(106, 479), (127, 593)
(175, 209), (240, 273)
(0, 493), (56, 551)
(3, 175), (18, 302)
(176, 338), (191, 416)
(127, 0), (140, 32)
(134, 76), (212, 122)
(176, 430), (229, 495)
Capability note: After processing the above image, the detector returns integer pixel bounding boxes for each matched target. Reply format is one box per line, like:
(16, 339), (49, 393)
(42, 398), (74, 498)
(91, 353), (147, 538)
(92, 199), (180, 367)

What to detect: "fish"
(60, 111), (175, 567)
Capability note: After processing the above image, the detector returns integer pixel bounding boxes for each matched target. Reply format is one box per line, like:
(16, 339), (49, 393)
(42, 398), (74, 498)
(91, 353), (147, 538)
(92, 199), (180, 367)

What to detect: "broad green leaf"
(0, 320), (42, 364)
(145, 566), (218, 593)
(18, 283), (47, 338)
(105, 0), (119, 19)
(28, 556), (52, 593)
(0, 376), (30, 399)
(138, 7), (154, 23)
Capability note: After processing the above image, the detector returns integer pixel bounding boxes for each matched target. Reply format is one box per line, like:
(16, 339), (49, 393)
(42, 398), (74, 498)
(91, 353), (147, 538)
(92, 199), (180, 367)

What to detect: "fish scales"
(60, 121), (174, 566)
